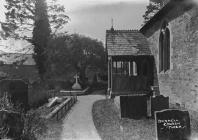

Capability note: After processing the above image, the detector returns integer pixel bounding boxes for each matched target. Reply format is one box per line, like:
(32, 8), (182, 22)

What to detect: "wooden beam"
(110, 57), (113, 96)
(107, 57), (111, 93)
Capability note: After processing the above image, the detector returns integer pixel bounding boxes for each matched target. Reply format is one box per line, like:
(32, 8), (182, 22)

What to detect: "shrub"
(0, 94), (47, 140)
(21, 111), (47, 140)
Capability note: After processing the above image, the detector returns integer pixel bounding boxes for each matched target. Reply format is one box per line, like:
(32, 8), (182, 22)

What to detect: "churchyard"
(0, 0), (198, 140)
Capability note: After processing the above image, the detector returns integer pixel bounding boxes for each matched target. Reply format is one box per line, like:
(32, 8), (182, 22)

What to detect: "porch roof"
(106, 29), (151, 56)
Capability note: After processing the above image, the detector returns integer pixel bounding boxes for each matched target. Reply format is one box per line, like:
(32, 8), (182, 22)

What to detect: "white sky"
(63, 0), (148, 42)
(63, 0), (148, 11)
(0, 0), (149, 52)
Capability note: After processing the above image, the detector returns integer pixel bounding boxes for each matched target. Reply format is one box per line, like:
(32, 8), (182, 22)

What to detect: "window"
(113, 61), (137, 76)
(132, 61), (137, 76)
(159, 21), (170, 72)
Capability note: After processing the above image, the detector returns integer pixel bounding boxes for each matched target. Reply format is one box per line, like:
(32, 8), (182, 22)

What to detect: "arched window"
(164, 28), (170, 71)
(159, 21), (170, 72)
(159, 32), (164, 72)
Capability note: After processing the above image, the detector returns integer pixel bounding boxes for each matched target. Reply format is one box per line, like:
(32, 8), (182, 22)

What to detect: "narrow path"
(60, 95), (104, 140)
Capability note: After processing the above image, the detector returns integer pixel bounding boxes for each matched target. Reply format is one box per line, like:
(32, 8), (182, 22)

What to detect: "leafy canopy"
(1, 0), (69, 40)
(142, 1), (161, 26)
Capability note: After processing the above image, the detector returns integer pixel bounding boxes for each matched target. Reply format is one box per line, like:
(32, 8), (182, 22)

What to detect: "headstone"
(155, 109), (191, 140)
(152, 95), (169, 116)
(120, 96), (147, 119)
(72, 74), (82, 90)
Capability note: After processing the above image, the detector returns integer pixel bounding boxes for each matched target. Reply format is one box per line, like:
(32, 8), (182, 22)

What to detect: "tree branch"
(23, 2), (35, 15)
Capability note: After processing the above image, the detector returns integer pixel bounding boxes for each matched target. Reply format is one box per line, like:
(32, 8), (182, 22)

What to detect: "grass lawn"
(92, 99), (198, 140)
(36, 119), (63, 140)
(92, 99), (155, 140)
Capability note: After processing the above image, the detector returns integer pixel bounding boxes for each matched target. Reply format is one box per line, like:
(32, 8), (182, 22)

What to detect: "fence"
(45, 96), (77, 121)
(47, 89), (60, 98)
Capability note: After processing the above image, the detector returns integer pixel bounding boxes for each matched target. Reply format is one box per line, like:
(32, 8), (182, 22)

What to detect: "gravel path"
(60, 95), (104, 140)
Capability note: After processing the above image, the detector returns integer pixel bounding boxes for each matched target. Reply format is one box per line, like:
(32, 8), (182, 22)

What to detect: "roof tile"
(106, 29), (151, 56)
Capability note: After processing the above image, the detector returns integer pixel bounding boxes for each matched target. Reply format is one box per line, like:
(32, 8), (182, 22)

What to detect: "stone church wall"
(143, 6), (198, 119)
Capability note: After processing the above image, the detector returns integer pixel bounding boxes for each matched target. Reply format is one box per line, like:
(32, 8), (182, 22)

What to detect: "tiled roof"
(106, 29), (151, 56)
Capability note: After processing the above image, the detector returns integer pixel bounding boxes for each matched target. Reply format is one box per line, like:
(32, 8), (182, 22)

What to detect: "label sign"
(155, 109), (191, 140)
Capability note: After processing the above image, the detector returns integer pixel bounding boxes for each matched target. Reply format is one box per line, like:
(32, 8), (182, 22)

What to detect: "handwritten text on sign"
(158, 119), (185, 129)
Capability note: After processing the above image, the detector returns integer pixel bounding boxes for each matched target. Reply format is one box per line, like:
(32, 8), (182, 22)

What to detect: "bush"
(0, 94), (47, 140)
(21, 111), (47, 140)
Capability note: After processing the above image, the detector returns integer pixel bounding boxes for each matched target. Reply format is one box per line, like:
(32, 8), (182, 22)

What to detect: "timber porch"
(106, 29), (154, 119)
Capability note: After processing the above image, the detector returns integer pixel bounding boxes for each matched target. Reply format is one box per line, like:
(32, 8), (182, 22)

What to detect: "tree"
(69, 34), (106, 82)
(1, 0), (69, 79)
(45, 34), (107, 82)
(32, 0), (51, 79)
(1, 0), (69, 41)
(45, 35), (72, 79)
(142, 1), (161, 26)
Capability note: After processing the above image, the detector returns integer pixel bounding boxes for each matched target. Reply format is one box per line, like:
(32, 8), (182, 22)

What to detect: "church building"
(140, 0), (198, 119)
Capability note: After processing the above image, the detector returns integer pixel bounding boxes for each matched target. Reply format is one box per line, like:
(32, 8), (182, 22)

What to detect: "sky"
(63, 0), (148, 42)
(0, 0), (149, 52)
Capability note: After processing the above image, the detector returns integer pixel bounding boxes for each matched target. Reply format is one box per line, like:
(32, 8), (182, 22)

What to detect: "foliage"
(69, 34), (107, 81)
(46, 34), (107, 82)
(0, 94), (47, 140)
(21, 111), (47, 140)
(32, 0), (51, 79)
(142, 1), (161, 26)
(0, 94), (21, 139)
(1, 0), (69, 40)
(0, 93), (14, 111)
(45, 35), (72, 79)
(1, 0), (69, 79)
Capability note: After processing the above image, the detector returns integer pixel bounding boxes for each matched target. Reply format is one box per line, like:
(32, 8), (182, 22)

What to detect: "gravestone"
(152, 95), (169, 117)
(72, 74), (82, 90)
(155, 109), (191, 140)
(120, 96), (147, 119)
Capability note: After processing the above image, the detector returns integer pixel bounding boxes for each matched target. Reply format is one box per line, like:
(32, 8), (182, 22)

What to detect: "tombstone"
(155, 109), (191, 140)
(72, 74), (82, 90)
(152, 95), (169, 117)
(0, 79), (29, 111)
(0, 110), (24, 139)
(120, 96), (147, 119)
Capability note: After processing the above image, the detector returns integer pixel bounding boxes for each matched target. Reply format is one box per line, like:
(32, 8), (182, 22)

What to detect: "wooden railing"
(47, 87), (90, 97)
(45, 96), (77, 120)
(59, 87), (90, 96)
(112, 74), (152, 95)
(47, 89), (60, 98)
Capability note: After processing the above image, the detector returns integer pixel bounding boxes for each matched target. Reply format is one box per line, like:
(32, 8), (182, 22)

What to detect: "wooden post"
(147, 96), (152, 118)
(110, 57), (113, 97)
(108, 57), (111, 94)
(61, 107), (63, 118)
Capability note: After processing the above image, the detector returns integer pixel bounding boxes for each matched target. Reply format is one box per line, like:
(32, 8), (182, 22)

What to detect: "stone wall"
(142, 6), (198, 118)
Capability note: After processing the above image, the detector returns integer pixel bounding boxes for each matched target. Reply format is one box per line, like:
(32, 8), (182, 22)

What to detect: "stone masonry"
(141, 4), (198, 119)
